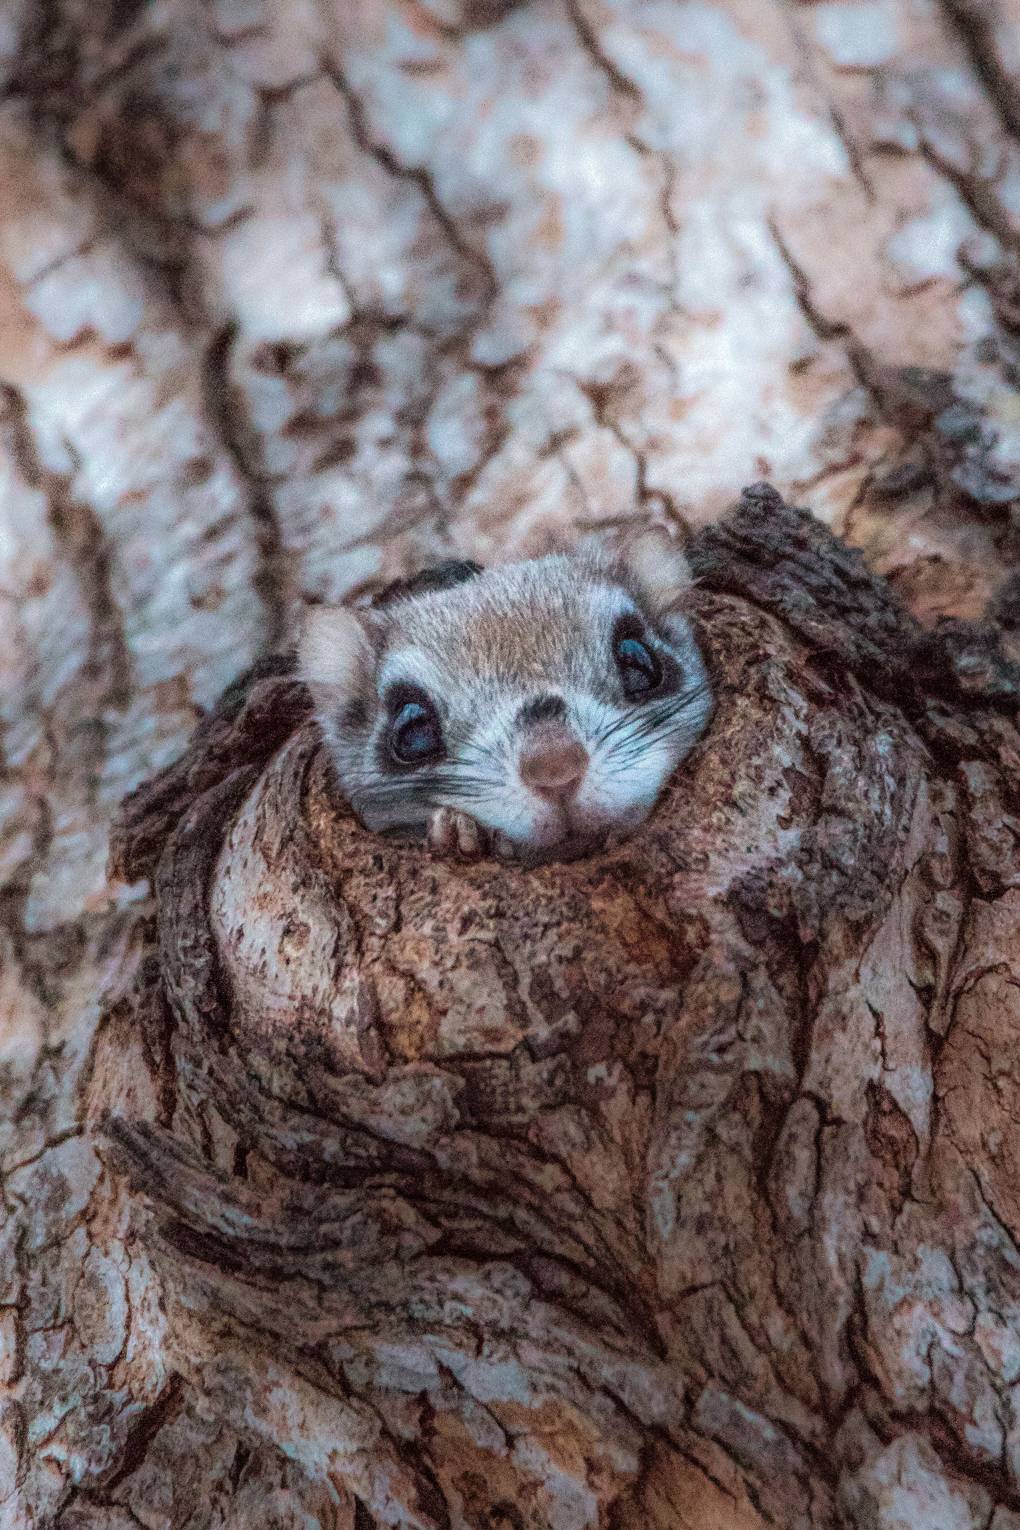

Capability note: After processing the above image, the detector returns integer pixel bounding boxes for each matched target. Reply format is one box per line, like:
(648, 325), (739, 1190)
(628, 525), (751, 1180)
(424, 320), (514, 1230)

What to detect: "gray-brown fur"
(300, 530), (714, 860)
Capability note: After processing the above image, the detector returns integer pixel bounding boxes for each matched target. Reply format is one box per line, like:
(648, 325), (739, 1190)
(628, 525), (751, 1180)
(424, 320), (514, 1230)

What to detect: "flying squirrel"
(299, 528), (714, 864)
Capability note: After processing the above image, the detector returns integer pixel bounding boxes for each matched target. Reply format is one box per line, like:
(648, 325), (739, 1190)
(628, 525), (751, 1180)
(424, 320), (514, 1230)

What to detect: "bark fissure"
(940, 0), (1020, 145)
(201, 325), (288, 650)
(321, 57), (498, 311)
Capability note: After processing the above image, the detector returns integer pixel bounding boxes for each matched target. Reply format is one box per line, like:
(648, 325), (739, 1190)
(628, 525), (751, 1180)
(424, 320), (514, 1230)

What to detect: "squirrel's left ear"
(619, 526), (693, 617)
(580, 525), (693, 618)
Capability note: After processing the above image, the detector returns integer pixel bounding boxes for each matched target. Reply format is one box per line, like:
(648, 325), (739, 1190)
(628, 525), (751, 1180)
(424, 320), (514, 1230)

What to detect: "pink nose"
(518, 727), (589, 803)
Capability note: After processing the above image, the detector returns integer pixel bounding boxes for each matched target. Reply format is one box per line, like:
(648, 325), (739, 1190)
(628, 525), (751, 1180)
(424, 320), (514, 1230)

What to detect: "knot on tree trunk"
(92, 487), (1020, 1529)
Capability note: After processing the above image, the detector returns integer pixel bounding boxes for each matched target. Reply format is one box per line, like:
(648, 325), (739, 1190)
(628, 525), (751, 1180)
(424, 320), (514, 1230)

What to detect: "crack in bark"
(916, 132), (1020, 259)
(0, 382), (133, 720)
(768, 217), (1020, 527)
(940, 0), (1020, 144)
(570, 370), (675, 520)
(767, 220), (880, 401)
(562, 0), (642, 104)
(777, 0), (876, 202)
(201, 325), (288, 649)
(322, 56), (497, 310)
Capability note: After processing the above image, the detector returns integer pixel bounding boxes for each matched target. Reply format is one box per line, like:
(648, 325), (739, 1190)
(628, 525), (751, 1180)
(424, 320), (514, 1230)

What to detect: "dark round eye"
(614, 630), (663, 698)
(390, 699), (444, 765)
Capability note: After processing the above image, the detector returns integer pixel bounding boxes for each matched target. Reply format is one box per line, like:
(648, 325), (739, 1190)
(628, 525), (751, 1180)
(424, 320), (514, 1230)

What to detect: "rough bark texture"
(3, 2), (1020, 1527)
(22, 486), (1003, 1529)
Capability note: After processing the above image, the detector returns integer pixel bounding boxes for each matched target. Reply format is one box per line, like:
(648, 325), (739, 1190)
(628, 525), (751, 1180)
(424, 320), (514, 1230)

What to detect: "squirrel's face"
(300, 533), (713, 860)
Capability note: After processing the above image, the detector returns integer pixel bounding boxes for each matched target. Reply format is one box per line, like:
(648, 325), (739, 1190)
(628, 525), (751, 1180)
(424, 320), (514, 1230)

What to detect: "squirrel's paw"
(427, 807), (489, 860)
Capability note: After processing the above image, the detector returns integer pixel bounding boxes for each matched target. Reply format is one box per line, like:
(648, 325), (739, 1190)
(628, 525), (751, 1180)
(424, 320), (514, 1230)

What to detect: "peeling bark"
(3, 2), (1020, 1526)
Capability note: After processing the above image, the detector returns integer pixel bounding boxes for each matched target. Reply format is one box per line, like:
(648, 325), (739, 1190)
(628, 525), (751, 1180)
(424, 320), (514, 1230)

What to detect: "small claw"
(492, 831), (518, 861)
(455, 812), (486, 858)
(427, 806), (456, 855)
(428, 808), (489, 861)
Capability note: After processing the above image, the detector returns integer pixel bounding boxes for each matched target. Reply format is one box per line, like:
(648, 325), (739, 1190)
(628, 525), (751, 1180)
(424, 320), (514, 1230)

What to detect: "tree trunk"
(3, 3), (1020, 1528)
(47, 487), (1008, 1527)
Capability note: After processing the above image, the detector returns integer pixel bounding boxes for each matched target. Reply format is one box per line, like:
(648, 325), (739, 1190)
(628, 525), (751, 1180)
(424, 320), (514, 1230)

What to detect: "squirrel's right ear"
(298, 605), (371, 699)
(576, 526), (693, 617)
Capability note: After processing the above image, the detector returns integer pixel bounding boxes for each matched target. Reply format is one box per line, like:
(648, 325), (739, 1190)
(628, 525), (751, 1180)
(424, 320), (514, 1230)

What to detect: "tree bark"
(68, 486), (1016, 1528)
(3, 2), (1020, 1527)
